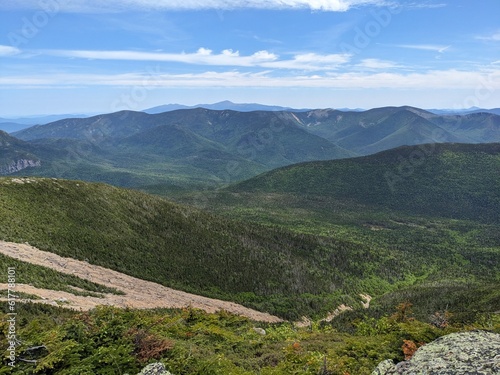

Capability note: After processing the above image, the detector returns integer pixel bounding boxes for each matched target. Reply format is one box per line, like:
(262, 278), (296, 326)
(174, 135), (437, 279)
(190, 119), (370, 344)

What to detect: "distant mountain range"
(6, 109), (352, 188)
(2, 102), (499, 133)
(289, 106), (500, 155)
(143, 101), (500, 116)
(0, 102), (311, 133)
(0, 122), (35, 133)
(143, 100), (312, 114)
(0, 114), (91, 133)
(426, 107), (500, 116)
(2, 106), (500, 191)
(0, 113), (92, 125)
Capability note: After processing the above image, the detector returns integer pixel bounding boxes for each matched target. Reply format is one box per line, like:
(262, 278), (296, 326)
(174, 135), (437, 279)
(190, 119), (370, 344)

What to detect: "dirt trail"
(0, 240), (282, 322)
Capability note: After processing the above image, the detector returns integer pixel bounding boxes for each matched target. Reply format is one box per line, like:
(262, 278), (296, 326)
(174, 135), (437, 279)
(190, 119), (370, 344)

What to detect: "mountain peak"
(143, 101), (311, 114)
(213, 100), (235, 105)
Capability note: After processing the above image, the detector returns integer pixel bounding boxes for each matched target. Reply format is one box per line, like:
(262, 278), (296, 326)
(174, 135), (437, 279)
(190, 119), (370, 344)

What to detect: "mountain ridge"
(143, 100), (311, 114)
(13, 106), (500, 152)
(227, 142), (500, 223)
(9, 109), (353, 187)
(4, 106), (500, 192)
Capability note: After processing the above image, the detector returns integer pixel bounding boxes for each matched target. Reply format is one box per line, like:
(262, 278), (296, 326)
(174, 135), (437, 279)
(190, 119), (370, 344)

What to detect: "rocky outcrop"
(0, 159), (41, 175)
(372, 330), (500, 375)
(136, 362), (173, 375)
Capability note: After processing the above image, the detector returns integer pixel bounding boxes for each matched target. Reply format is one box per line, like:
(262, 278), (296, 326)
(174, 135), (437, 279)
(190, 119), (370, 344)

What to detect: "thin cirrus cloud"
(44, 48), (351, 70)
(404, 2), (446, 9)
(47, 48), (278, 67)
(0, 0), (388, 12)
(0, 45), (21, 56)
(391, 44), (451, 53)
(262, 52), (352, 70)
(2, 69), (499, 91)
(476, 31), (500, 42)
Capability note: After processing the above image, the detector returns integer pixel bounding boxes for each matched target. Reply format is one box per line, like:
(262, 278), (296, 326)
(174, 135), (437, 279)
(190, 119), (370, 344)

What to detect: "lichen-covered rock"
(372, 359), (397, 374)
(253, 327), (267, 336)
(136, 362), (173, 375)
(372, 330), (500, 375)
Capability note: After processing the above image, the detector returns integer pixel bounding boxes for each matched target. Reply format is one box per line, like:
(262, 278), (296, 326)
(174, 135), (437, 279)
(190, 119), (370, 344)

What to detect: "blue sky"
(1, 0), (499, 116)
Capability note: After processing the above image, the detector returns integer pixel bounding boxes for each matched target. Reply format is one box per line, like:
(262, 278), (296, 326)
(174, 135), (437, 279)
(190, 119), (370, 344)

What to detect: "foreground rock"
(137, 362), (173, 375)
(372, 330), (500, 374)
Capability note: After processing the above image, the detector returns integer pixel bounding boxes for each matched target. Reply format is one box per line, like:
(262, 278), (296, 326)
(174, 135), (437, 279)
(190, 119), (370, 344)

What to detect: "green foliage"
(1, 168), (498, 320)
(371, 280), (500, 325)
(0, 177), (439, 320)
(228, 143), (500, 223)
(1, 305), (497, 375)
(162, 143), (500, 323)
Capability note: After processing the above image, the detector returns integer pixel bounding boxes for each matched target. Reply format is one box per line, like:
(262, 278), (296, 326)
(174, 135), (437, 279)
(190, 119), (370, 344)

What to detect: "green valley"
(176, 142), (500, 324)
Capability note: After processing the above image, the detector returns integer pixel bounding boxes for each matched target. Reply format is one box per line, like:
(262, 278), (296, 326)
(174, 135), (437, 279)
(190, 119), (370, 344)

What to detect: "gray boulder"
(372, 359), (398, 375)
(372, 330), (500, 374)
(137, 362), (173, 375)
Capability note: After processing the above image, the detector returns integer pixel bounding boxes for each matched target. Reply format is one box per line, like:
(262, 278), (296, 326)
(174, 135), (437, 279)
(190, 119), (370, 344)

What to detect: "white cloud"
(251, 50), (280, 61)
(477, 31), (500, 42)
(0, 0), (388, 12)
(221, 49), (239, 57)
(0, 45), (21, 56)
(44, 48), (350, 70)
(357, 58), (399, 69)
(3, 68), (499, 91)
(46, 48), (279, 67)
(196, 48), (213, 56)
(262, 52), (352, 70)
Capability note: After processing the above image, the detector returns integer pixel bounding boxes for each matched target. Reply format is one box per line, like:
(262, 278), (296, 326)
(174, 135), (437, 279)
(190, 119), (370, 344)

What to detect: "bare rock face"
(0, 159), (41, 174)
(372, 330), (500, 375)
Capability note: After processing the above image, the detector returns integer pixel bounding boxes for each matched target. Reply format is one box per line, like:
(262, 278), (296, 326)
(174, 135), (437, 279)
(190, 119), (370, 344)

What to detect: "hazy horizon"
(2, 100), (499, 119)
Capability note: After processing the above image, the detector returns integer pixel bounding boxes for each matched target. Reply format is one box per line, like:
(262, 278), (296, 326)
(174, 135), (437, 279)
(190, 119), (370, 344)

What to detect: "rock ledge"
(372, 330), (500, 375)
